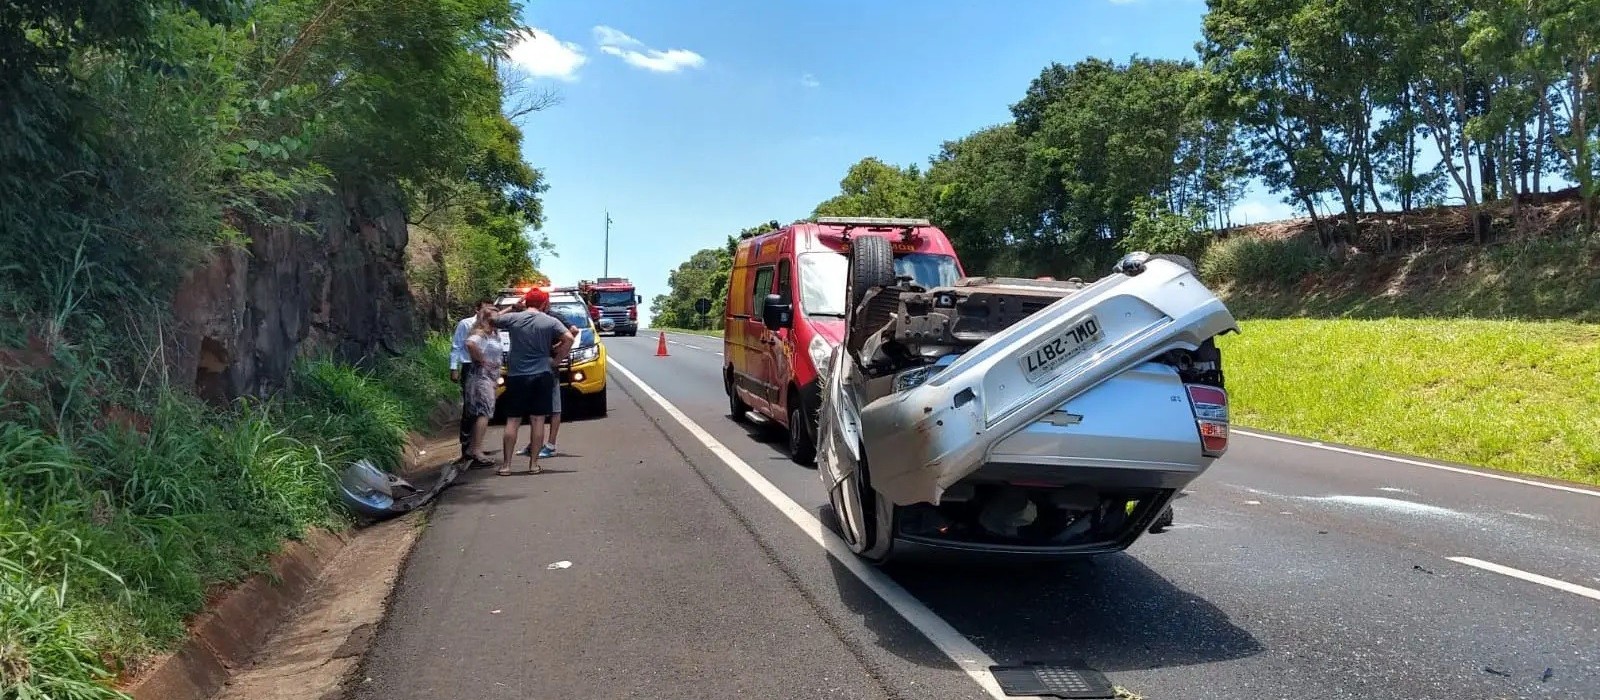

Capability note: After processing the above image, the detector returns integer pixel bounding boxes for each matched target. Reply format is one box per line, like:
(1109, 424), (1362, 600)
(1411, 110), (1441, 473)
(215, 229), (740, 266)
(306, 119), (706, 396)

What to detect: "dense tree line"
(650, 222), (776, 330)
(654, 0), (1600, 318)
(0, 0), (551, 334)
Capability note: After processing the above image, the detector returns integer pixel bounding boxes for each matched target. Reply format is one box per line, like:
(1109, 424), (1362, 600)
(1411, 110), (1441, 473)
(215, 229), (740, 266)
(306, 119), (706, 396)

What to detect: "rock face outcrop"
(169, 183), (418, 403)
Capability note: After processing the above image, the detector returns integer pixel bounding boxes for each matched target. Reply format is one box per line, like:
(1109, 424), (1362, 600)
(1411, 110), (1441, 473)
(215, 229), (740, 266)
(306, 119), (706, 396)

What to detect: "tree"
(1203, 0), (1388, 247)
(926, 124), (1040, 275)
(812, 158), (933, 218)
(652, 222), (775, 330)
(1535, 0), (1600, 232)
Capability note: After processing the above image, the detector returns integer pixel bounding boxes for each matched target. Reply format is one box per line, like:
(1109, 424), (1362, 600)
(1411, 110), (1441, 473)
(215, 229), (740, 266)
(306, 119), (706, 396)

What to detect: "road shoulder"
(350, 391), (908, 700)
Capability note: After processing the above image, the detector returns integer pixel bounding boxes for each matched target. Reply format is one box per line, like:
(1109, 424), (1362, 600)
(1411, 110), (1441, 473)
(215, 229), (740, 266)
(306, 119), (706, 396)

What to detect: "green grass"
(1222, 318), (1600, 486)
(0, 334), (458, 699)
(653, 327), (721, 338)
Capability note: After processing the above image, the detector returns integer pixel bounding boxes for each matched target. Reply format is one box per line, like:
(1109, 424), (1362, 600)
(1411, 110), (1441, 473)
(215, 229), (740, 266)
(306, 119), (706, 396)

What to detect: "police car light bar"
(815, 216), (931, 228)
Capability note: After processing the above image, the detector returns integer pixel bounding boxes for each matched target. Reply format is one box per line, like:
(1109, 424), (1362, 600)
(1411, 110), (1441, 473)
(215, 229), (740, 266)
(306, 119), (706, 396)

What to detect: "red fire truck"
(577, 277), (641, 336)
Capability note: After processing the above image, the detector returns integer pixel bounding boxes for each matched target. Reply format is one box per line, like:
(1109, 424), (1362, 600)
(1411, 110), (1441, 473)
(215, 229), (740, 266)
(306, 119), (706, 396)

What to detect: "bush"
(0, 334), (452, 700)
(1119, 197), (1212, 261)
(1200, 234), (1330, 285)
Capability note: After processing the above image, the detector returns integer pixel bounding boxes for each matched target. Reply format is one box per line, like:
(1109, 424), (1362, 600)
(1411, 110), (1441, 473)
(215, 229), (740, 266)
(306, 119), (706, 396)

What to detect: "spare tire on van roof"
(847, 235), (895, 309)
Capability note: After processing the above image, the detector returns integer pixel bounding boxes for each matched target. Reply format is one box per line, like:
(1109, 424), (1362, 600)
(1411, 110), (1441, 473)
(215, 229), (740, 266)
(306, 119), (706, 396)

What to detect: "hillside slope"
(1202, 192), (1600, 486)
(1208, 191), (1600, 322)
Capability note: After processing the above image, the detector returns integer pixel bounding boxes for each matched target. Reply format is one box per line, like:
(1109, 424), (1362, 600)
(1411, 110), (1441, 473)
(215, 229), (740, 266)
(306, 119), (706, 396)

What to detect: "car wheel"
(847, 235), (896, 310)
(585, 387), (607, 417)
(727, 369), (750, 423)
(847, 448), (895, 563)
(1149, 503), (1174, 533)
(830, 469), (868, 549)
(787, 402), (816, 466)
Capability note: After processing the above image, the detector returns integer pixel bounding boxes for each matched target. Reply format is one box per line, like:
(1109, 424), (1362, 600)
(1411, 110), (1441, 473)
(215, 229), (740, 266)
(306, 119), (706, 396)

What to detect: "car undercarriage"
(816, 239), (1236, 562)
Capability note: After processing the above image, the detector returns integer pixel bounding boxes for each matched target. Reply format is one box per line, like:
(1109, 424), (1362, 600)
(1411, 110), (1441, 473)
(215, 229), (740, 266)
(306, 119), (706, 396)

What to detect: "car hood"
(809, 318), (845, 346)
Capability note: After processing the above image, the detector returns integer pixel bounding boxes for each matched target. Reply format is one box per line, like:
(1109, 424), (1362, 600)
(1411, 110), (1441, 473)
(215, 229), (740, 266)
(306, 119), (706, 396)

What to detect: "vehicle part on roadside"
(989, 661), (1117, 698)
(817, 250), (1236, 562)
(337, 459), (460, 521)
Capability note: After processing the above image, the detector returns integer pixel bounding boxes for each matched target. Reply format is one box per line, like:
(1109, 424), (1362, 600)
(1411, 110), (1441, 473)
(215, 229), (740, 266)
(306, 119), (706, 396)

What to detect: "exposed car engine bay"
(821, 243), (1235, 557)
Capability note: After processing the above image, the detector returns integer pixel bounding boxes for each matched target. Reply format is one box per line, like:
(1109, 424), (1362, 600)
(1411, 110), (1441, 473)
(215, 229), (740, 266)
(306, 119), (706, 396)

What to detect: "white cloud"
(592, 25), (641, 49)
(592, 25), (705, 73)
(800, 73), (820, 88)
(507, 27), (587, 81)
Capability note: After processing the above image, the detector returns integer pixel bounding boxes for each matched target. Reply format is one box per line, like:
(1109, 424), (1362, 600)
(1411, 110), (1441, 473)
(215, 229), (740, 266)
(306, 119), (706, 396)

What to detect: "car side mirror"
(636, 294), (642, 304)
(761, 293), (791, 330)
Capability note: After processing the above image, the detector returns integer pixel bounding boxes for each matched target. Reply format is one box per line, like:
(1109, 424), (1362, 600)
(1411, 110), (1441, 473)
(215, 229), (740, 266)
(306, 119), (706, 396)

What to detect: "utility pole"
(604, 210), (612, 277)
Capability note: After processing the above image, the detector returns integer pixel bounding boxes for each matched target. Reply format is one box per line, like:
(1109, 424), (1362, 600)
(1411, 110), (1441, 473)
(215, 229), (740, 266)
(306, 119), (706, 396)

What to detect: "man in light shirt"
(449, 298), (494, 462)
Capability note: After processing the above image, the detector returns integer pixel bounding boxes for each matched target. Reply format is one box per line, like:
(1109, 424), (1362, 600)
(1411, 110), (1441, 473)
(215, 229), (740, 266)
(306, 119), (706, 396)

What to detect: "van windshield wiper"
(807, 311), (847, 318)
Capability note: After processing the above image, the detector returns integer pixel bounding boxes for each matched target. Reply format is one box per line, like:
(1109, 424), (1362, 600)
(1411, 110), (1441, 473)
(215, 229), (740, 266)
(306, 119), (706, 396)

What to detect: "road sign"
(694, 298), (712, 315)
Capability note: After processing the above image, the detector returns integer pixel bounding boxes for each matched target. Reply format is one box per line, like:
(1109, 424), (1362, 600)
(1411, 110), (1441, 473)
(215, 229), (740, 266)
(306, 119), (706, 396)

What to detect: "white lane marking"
(609, 359), (1027, 700)
(1235, 429), (1600, 499)
(1376, 487), (1416, 495)
(1446, 557), (1600, 602)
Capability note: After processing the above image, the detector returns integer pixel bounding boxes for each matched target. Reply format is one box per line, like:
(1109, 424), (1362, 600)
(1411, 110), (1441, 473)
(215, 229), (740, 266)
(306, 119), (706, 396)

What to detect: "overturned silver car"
(816, 238), (1237, 562)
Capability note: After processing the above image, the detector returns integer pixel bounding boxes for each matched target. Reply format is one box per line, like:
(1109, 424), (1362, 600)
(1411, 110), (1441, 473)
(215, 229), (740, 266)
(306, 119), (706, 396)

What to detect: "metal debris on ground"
(337, 459), (461, 520)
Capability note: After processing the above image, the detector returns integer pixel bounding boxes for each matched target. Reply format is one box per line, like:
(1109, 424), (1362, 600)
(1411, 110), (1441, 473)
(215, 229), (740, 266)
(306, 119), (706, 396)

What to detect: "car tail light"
(1185, 384), (1229, 457)
(628, 306), (637, 320)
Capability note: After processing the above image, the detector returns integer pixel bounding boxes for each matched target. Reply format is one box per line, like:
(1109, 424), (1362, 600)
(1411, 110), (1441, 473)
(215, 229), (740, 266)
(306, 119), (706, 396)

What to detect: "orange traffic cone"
(656, 331), (670, 357)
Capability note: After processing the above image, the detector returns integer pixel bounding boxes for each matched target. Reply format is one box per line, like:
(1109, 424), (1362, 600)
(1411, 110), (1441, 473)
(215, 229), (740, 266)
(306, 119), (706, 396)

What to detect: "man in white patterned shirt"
(449, 298), (494, 462)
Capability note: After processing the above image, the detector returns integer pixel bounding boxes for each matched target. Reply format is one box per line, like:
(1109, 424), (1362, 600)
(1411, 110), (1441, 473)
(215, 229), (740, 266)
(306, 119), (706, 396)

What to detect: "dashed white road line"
(652, 331), (722, 355)
(1447, 557), (1600, 602)
(1235, 429), (1600, 499)
(609, 358), (1029, 700)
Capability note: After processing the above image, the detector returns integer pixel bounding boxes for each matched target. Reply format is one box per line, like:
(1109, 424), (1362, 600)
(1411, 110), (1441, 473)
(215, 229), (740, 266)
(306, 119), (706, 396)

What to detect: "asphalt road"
(355, 330), (1600, 700)
(604, 330), (1600, 699)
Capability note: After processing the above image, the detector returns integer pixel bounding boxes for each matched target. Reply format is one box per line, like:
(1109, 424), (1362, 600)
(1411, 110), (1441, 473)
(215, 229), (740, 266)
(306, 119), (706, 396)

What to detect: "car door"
(745, 264), (778, 416)
(768, 257), (795, 420)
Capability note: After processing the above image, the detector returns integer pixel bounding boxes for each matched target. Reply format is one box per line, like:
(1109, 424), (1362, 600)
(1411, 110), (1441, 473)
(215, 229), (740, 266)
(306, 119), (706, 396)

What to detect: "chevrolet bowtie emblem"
(1041, 410), (1083, 426)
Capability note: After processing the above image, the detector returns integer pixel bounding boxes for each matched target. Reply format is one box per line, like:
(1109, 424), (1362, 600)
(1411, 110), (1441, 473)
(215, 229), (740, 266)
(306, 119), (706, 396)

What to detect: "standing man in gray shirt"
(489, 287), (574, 475)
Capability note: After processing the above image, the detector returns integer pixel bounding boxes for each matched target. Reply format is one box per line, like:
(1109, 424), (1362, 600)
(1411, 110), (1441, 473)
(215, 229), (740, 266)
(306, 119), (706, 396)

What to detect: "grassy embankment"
(0, 335), (457, 699)
(1205, 232), (1600, 486)
(653, 327), (720, 338)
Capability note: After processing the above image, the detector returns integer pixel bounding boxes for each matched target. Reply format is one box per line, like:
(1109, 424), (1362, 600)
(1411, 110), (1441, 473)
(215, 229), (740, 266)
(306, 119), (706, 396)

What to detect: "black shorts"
(502, 372), (556, 419)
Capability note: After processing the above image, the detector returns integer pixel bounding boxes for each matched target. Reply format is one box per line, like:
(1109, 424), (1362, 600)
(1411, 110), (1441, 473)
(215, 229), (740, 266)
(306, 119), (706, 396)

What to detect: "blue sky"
(508, 0), (1291, 325)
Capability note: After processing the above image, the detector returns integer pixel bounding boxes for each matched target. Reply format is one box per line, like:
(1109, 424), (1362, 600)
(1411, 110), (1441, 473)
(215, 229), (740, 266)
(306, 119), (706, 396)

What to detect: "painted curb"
(120, 530), (348, 700)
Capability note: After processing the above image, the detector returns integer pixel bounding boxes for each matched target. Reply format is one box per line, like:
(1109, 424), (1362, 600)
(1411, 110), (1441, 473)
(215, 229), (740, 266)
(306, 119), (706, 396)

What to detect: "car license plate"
(1019, 315), (1102, 384)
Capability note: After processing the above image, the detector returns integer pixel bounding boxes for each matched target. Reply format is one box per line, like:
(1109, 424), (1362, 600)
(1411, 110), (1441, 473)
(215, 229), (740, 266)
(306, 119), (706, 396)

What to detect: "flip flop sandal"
(496, 466), (513, 476)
